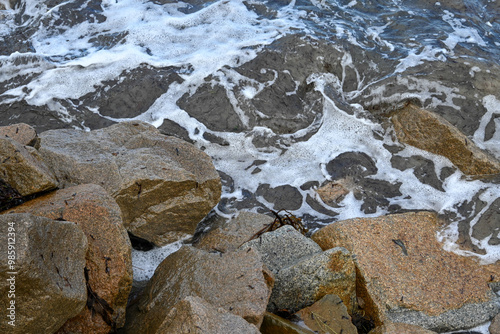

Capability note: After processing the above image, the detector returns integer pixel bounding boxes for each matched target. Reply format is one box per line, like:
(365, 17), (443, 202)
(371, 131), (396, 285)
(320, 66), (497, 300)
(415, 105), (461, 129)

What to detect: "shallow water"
(1, 0), (499, 289)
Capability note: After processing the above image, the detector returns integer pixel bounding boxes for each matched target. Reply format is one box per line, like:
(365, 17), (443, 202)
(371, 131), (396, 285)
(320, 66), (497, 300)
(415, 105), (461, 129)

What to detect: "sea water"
(1, 1), (499, 326)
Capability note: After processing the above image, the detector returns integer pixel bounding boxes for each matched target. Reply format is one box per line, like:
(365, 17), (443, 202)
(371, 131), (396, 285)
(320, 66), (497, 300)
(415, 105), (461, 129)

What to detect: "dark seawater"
(1, 0), (500, 288)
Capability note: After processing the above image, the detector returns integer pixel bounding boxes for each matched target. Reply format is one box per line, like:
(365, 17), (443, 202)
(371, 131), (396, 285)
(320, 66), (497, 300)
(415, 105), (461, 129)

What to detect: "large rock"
(38, 121), (221, 246)
(260, 312), (316, 334)
(391, 104), (500, 176)
(369, 321), (437, 334)
(0, 213), (87, 334)
(491, 313), (500, 334)
(312, 211), (500, 332)
(153, 296), (261, 334)
(296, 294), (358, 334)
(125, 245), (273, 333)
(242, 225), (323, 273)
(243, 226), (356, 314)
(7, 184), (132, 333)
(194, 210), (275, 253)
(0, 123), (39, 147)
(0, 137), (57, 196)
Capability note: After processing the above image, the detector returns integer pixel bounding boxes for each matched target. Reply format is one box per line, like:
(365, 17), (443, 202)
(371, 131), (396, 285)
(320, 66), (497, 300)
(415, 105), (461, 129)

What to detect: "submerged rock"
(152, 296), (260, 334)
(124, 245), (273, 332)
(391, 104), (500, 176)
(312, 211), (500, 332)
(38, 121), (221, 246)
(7, 184), (132, 333)
(0, 213), (88, 334)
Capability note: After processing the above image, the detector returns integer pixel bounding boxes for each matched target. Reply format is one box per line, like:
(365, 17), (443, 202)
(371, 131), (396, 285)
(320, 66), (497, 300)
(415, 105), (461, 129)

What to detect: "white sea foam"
(131, 240), (184, 281)
(1, 0), (499, 280)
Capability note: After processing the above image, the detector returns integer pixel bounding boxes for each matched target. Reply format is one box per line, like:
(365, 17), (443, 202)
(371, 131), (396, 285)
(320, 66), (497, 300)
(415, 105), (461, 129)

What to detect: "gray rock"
(153, 296), (261, 334)
(267, 247), (356, 314)
(0, 213), (88, 334)
(0, 137), (57, 196)
(387, 300), (500, 333)
(242, 225), (322, 273)
(194, 210), (275, 253)
(124, 245), (274, 333)
(38, 121), (221, 246)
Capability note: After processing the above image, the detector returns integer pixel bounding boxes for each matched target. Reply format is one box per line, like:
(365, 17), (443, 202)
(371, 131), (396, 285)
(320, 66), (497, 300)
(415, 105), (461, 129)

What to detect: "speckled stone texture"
(312, 211), (500, 332)
(7, 184), (133, 334)
(391, 104), (500, 176)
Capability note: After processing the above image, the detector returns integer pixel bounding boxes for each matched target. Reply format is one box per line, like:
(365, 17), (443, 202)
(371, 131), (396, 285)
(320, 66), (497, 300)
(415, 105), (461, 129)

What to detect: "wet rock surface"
(312, 211), (500, 332)
(38, 121), (221, 246)
(391, 104), (500, 176)
(178, 34), (340, 135)
(6, 184), (133, 334)
(0, 213), (88, 334)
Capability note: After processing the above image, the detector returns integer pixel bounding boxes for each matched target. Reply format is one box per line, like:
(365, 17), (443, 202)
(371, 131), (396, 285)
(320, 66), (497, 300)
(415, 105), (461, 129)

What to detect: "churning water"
(1, 0), (500, 292)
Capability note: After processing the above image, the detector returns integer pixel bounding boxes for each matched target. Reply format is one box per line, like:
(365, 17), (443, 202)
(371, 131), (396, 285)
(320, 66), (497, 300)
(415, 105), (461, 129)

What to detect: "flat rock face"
(156, 296), (261, 334)
(242, 225), (323, 274)
(125, 245), (273, 333)
(38, 120), (221, 246)
(260, 312), (316, 334)
(268, 246), (356, 314)
(369, 321), (437, 334)
(312, 211), (500, 332)
(490, 313), (500, 334)
(0, 137), (57, 196)
(296, 294), (358, 334)
(0, 213), (87, 334)
(7, 184), (132, 333)
(0, 123), (38, 147)
(241, 226), (355, 314)
(391, 104), (500, 176)
(194, 211), (275, 253)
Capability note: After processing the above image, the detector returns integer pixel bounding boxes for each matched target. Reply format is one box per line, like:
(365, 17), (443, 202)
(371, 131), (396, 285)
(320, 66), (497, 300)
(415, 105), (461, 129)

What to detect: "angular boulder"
(242, 226), (356, 314)
(260, 312), (316, 334)
(491, 313), (500, 334)
(296, 294), (358, 334)
(0, 213), (87, 334)
(125, 245), (273, 332)
(6, 184), (132, 333)
(312, 211), (500, 332)
(0, 123), (39, 147)
(0, 137), (57, 196)
(391, 104), (500, 176)
(153, 296), (261, 334)
(194, 211), (275, 253)
(369, 321), (438, 334)
(38, 121), (221, 246)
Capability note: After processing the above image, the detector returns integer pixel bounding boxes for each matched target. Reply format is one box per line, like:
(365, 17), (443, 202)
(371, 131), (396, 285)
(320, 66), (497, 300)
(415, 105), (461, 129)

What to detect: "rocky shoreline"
(1, 118), (499, 334)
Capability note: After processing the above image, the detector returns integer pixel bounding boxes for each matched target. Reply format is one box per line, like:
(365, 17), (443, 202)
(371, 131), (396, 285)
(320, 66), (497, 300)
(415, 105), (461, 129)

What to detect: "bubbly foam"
(1, 0), (499, 277)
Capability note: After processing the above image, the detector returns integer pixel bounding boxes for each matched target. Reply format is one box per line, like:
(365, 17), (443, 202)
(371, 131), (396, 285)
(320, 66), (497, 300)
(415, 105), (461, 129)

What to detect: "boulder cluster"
(0, 116), (499, 334)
